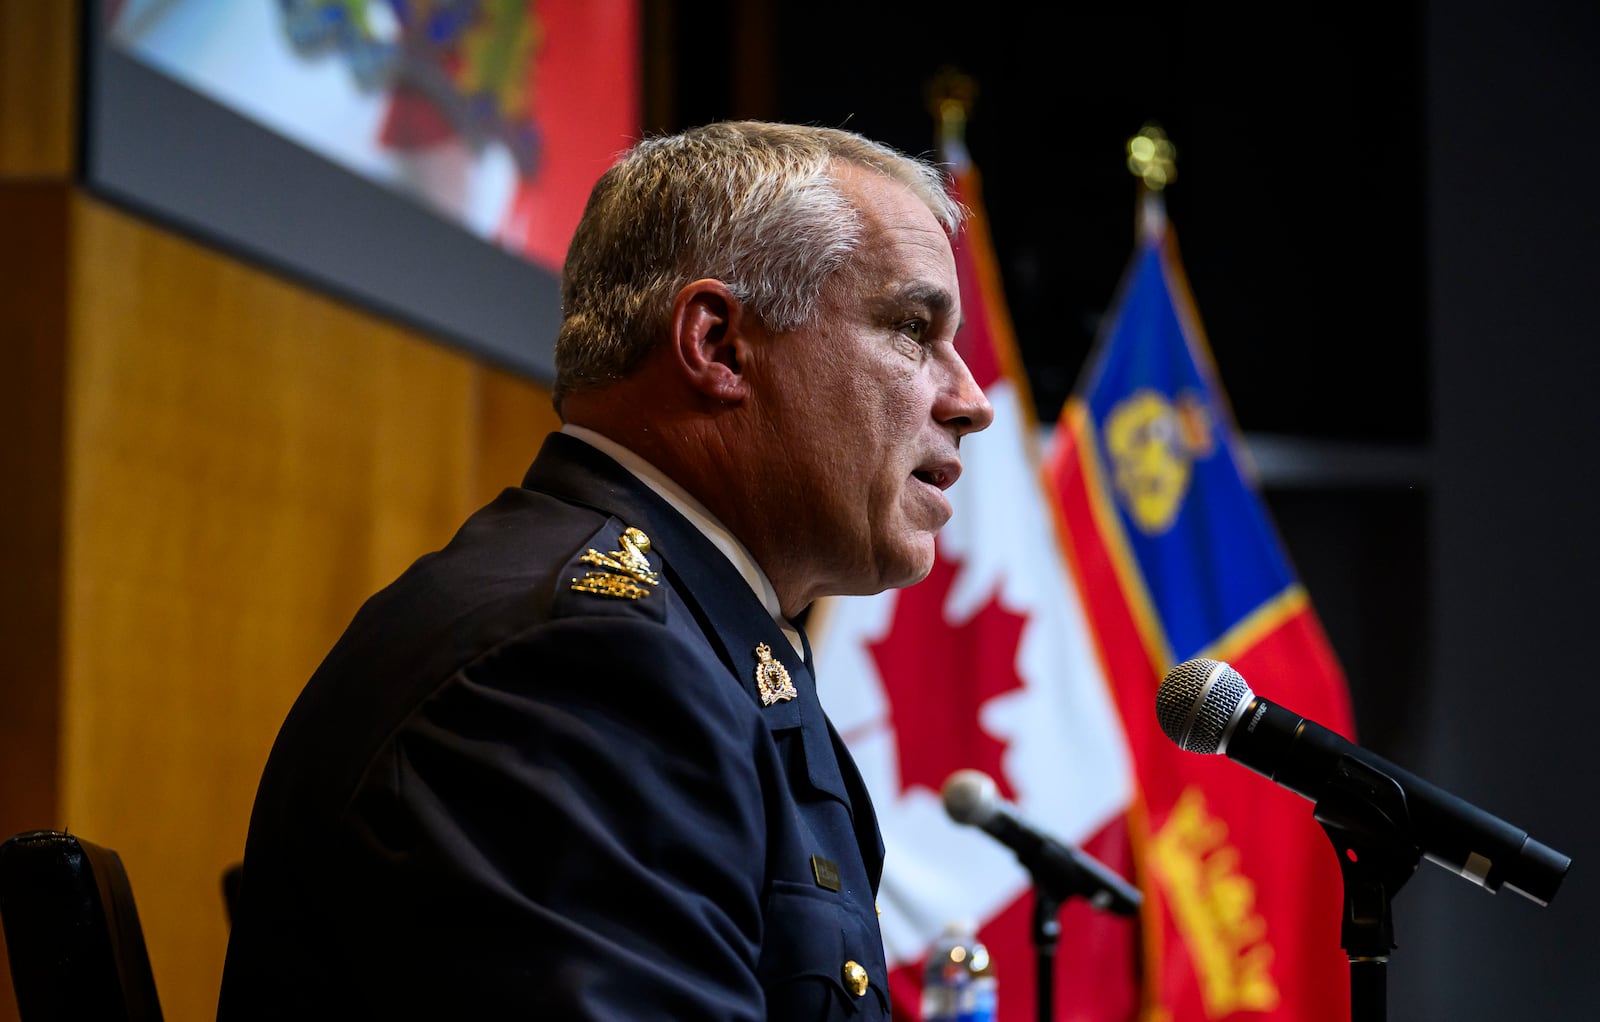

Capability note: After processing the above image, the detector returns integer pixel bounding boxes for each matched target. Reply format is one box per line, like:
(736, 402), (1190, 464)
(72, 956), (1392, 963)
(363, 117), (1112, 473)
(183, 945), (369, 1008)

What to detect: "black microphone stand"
(1019, 863), (1130, 1022)
(1312, 757), (1423, 1022)
(1030, 887), (1062, 1022)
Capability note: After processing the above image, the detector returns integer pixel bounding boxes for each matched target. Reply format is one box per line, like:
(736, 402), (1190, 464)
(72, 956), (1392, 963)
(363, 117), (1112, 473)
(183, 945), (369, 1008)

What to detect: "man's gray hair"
(552, 120), (965, 408)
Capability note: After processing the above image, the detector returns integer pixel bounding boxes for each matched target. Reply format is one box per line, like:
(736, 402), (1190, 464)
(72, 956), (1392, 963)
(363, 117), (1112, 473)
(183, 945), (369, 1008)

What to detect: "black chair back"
(0, 829), (163, 1021)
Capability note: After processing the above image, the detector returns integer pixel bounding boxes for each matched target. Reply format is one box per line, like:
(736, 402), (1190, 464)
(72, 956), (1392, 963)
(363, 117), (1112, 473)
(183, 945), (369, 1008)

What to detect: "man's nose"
(939, 354), (995, 438)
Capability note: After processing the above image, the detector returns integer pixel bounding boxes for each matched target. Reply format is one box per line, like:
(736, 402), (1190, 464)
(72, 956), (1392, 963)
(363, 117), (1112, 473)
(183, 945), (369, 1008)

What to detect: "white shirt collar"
(559, 424), (804, 660)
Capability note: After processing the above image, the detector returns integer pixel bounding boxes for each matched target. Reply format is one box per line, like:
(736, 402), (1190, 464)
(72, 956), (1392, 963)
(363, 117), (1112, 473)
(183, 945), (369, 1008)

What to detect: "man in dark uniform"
(218, 120), (993, 1019)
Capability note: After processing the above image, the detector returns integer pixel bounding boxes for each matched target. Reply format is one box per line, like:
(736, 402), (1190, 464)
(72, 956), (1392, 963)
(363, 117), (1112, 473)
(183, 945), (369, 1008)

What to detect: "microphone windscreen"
(1156, 658), (1253, 755)
(941, 769), (999, 827)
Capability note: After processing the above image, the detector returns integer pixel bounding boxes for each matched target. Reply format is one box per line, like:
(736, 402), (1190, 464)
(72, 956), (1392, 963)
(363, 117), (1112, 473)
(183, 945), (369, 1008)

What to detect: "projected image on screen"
(106, 0), (639, 273)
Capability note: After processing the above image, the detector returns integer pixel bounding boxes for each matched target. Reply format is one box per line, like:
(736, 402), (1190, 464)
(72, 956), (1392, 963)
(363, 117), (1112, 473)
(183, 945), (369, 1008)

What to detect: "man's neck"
(559, 424), (804, 659)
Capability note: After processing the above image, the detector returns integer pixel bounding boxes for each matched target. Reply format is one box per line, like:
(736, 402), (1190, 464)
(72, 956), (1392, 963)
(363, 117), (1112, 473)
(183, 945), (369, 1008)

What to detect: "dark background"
(659, 2), (1427, 443)
(645, 1), (1598, 1018)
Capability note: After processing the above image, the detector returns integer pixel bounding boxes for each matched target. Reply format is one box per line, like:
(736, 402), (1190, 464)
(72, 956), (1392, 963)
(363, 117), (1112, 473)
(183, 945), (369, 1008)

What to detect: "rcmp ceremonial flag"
(811, 123), (1142, 1020)
(1043, 188), (1357, 1020)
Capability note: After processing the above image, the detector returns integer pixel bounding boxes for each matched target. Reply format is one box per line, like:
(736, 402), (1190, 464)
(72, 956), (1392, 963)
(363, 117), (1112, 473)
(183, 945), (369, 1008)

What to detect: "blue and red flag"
(1044, 191), (1357, 1020)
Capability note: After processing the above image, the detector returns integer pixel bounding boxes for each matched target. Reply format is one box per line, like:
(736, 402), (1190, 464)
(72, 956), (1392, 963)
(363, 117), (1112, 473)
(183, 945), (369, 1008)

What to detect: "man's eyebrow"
(886, 281), (956, 315)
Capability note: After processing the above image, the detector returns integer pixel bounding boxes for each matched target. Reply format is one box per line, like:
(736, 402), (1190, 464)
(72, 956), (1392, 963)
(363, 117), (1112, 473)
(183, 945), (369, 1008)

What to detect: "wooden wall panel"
(0, 0), (75, 178)
(0, 6), (74, 1018)
(0, 181), (69, 1022)
(473, 365), (562, 505)
(51, 194), (557, 1021)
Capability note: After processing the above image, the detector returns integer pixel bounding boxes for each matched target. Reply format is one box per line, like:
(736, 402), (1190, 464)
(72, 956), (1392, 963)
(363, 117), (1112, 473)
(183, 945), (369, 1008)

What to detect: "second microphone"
(941, 769), (1142, 916)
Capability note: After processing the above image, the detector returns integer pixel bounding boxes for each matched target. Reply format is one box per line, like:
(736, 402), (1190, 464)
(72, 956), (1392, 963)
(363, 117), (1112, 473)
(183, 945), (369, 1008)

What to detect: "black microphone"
(941, 769), (1141, 915)
(1156, 658), (1571, 906)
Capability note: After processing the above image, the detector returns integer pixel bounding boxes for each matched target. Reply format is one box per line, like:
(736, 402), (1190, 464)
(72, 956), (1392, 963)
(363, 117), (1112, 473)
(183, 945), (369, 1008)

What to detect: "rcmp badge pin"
(753, 642), (798, 706)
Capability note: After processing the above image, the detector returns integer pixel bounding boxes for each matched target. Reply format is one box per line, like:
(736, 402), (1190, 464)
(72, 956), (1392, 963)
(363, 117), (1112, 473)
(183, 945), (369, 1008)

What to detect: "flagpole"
(926, 67), (1066, 1022)
(925, 65), (976, 171)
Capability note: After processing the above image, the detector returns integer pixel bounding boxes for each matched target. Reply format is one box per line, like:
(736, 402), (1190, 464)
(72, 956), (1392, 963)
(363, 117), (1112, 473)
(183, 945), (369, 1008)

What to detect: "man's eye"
(899, 319), (928, 343)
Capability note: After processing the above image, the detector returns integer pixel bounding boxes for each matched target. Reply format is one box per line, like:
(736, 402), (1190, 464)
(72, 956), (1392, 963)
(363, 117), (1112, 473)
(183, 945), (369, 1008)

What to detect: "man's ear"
(671, 279), (753, 403)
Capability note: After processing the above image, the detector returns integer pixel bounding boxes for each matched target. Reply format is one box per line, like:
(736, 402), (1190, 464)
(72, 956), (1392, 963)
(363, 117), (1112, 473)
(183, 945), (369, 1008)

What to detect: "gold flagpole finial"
(1127, 121), (1176, 241)
(1126, 122), (1177, 191)
(925, 66), (978, 151)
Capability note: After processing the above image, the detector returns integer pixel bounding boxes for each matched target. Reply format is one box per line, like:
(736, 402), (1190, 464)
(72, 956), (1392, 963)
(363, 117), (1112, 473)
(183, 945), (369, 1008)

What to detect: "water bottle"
(920, 920), (997, 1022)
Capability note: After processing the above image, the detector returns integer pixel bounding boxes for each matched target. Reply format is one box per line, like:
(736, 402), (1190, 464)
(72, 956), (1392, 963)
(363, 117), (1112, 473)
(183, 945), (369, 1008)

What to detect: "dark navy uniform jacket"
(217, 432), (890, 1020)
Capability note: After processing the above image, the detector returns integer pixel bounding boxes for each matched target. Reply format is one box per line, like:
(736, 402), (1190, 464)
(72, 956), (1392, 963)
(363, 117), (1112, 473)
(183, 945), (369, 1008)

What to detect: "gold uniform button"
(842, 960), (869, 998)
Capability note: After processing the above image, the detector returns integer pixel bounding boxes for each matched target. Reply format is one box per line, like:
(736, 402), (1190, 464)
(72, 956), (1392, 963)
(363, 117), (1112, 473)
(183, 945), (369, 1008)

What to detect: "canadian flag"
(810, 137), (1142, 1021)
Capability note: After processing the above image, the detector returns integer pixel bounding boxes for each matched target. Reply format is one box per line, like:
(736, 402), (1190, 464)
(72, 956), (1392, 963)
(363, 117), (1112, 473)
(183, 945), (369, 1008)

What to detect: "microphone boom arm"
(989, 814), (1140, 914)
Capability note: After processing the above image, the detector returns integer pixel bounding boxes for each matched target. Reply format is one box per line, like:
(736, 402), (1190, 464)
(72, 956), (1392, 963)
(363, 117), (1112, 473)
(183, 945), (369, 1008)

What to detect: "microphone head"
(941, 769), (1001, 827)
(1157, 658), (1254, 755)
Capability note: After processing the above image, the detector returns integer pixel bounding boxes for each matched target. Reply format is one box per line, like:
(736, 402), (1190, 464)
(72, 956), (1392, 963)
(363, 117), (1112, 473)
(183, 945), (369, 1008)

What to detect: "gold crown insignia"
(1150, 786), (1280, 1014)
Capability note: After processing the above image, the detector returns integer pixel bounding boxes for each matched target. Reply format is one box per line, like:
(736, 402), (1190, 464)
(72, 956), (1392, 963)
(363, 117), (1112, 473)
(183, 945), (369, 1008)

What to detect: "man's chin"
(825, 535), (939, 599)
(883, 539), (939, 591)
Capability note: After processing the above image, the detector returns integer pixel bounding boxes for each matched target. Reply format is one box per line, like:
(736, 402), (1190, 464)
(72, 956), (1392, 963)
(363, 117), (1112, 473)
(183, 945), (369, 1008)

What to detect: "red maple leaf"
(869, 541), (1029, 802)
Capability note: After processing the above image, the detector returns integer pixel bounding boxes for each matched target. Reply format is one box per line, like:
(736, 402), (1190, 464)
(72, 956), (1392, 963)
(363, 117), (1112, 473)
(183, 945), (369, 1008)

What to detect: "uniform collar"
(559, 424), (803, 660)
